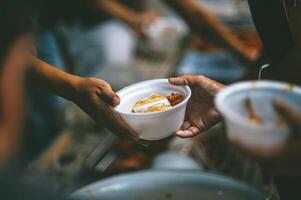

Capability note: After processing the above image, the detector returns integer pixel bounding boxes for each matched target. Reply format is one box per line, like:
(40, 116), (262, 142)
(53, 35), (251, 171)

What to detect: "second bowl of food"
(215, 81), (301, 148)
(114, 79), (191, 141)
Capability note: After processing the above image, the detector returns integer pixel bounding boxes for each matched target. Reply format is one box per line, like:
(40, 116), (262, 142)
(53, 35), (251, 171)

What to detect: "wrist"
(63, 75), (82, 102)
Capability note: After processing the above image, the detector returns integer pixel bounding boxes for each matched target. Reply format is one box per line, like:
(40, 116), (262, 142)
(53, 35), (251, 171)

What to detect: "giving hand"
(72, 77), (140, 141)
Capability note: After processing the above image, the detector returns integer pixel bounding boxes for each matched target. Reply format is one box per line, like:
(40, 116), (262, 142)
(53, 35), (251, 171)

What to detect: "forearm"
(95, 0), (138, 26)
(27, 56), (79, 101)
(0, 126), (21, 168)
(162, 0), (252, 63)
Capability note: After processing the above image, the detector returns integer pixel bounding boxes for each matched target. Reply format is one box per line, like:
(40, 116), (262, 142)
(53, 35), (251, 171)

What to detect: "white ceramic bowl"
(215, 81), (301, 148)
(115, 79), (191, 141)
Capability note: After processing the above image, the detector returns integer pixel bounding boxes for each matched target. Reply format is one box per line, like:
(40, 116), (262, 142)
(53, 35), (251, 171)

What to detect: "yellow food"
(132, 93), (172, 113)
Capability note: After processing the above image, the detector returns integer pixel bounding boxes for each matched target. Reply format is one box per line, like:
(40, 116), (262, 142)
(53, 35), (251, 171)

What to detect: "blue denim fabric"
(65, 20), (136, 76)
(176, 50), (246, 83)
(37, 31), (65, 69)
(23, 31), (67, 162)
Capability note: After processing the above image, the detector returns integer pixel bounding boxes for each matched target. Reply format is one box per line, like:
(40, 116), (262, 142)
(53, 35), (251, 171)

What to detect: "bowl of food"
(114, 79), (191, 141)
(215, 81), (301, 148)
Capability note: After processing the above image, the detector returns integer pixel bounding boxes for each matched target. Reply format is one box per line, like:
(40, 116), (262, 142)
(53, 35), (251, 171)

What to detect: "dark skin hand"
(96, 0), (159, 38)
(162, 0), (259, 66)
(234, 100), (301, 177)
(169, 75), (224, 138)
(73, 77), (140, 141)
(28, 57), (141, 143)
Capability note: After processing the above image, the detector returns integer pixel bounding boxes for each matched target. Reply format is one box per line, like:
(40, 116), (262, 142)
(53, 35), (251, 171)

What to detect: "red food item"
(167, 93), (184, 106)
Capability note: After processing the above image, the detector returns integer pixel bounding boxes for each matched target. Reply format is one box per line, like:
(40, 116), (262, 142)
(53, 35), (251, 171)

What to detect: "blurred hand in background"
(132, 11), (161, 37)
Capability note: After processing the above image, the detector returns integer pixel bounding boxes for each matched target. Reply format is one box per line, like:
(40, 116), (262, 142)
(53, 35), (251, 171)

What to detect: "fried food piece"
(167, 93), (184, 106)
(245, 97), (262, 124)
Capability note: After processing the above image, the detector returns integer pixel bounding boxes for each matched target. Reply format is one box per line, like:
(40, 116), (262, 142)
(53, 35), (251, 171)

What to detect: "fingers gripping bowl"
(114, 79), (191, 141)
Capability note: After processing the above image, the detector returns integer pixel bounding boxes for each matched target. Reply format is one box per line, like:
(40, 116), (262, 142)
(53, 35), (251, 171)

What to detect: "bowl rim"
(114, 79), (191, 117)
(215, 80), (301, 129)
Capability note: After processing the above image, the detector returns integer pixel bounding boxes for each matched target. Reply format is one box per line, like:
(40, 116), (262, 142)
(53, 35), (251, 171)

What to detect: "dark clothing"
(248, 0), (295, 65)
(36, 0), (98, 28)
(248, 1), (301, 198)
(36, 0), (145, 29)
(248, 0), (301, 85)
(274, 176), (301, 200)
(0, 0), (34, 65)
(0, 173), (65, 200)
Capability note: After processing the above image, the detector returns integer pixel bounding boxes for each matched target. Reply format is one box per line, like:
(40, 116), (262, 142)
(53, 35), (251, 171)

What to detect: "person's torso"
(248, 0), (301, 84)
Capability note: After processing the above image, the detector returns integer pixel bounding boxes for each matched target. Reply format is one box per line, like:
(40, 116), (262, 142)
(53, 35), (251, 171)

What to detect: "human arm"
(162, 0), (258, 65)
(94, 0), (158, 35)
(26, 56), (139, 141)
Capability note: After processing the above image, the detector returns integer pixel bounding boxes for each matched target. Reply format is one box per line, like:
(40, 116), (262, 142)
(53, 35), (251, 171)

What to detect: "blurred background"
(20, 0), (268, 196)
(4, 0), (286, 199)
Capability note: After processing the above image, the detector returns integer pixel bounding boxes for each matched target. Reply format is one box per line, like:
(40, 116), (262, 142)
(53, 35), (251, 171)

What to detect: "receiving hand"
(274, 100), (301, 137)
(72, 77), (140, 142)
(132, 11), (160, 37)
(169, 75), (224, 138)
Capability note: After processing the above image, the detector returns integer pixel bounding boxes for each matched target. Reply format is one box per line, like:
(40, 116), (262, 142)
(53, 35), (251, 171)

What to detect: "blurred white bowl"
(215, 81), (301, 148)
(115, 79), (191, 141)
(142, 17), (188, 54)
